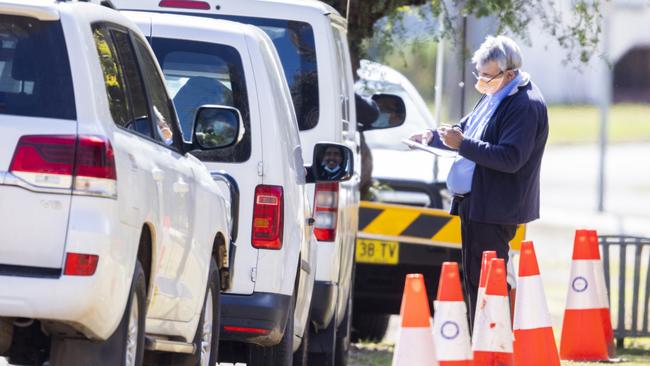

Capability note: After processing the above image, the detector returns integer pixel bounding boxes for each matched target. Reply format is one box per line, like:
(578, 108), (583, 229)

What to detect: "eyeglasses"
(472, 70), (506, 83)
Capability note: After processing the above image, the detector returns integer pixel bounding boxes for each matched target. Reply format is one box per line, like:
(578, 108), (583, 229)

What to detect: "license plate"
(355, 239), (399, 265)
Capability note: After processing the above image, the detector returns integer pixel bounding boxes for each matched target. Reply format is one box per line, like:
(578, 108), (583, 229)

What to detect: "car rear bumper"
(220, 292), (291, 347)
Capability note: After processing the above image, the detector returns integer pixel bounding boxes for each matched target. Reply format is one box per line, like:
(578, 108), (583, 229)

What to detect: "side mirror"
(305, 142), (353, 183)
(365, 93), (406, 131)
(192, 105), (245, 150)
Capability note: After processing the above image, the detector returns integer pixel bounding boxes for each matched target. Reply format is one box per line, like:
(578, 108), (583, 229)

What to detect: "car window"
(132, 37), (179, 148)
(111, 30), (152, 137)
(151, 37), (252, 163)
(210, 15), (319, 131)
(92, 25), (129, 126)
(0, 15), (75, 120)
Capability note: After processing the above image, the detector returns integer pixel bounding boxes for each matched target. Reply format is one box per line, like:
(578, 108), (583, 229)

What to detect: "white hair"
(471, 35), (523, 71)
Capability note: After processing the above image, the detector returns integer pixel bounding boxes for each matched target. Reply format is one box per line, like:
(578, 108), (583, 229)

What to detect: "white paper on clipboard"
(401, 139), (458, 158)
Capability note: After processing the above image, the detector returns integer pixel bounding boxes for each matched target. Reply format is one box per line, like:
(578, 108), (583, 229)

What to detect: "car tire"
(351, 312), (389, 343)
(162, 257), (221, 366)
(248, 295), (294, 366)
(335, 293), (353, 366)
(50, 261), (146, 366)
(292, 315), (309, 366)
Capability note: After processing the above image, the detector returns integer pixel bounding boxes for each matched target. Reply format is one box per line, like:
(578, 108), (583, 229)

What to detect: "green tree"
(324, 0), (602, 69)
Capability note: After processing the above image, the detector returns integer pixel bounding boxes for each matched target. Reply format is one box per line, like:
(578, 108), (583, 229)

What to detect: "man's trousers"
(457, 196), (517, 330)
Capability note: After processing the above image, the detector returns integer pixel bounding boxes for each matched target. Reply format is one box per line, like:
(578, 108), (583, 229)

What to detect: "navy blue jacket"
(430, 80), (548, 225)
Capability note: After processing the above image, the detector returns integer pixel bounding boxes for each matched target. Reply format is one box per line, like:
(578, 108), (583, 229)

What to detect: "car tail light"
(251, 185), (283, 249)
(159, 0), (211, 10)
(223, 326), (270, 335)
(9, 135), (117, 198)
(313, 182), (338, 241)
(73, 136), (117, 198)
(64, 253), (99, 276)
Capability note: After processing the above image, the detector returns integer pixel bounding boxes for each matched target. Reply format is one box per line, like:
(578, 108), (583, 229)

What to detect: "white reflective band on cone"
(392, 327), (437, 366)
(432, 301), (472, 360)
(472, 287), (486, 335)
(513, 275), (552, 330)
(566, 260), (610, 310)
(472, 295), (514, 352)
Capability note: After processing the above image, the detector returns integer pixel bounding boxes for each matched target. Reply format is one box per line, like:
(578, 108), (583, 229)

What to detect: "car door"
(332, 24), (358, 313)
(131, 34), (198, 322)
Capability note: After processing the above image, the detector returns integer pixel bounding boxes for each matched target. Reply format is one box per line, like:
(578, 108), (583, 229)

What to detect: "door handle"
(151, 168), (164, 182)
(173, 180), (190, 194)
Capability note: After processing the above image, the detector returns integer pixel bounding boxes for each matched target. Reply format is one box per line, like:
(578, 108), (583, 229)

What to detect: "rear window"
(0, 15), (75, 120)
(203, 15), (319, 131)
(151, 37), (251, 162)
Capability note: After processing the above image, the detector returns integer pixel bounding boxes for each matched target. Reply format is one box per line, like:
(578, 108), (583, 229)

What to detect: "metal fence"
(600, 235), (650, 346)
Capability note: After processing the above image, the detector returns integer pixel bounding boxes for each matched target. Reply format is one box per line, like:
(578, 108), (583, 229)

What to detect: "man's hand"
(438, 125), (463, 149)
(408, 129), (433, 145)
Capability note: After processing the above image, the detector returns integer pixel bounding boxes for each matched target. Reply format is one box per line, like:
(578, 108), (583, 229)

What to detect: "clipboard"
(401, 139), (458, 158)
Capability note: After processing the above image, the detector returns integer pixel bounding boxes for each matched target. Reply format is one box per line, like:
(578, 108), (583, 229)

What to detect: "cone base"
(514, 327), (560, 366)
(473, 351), (513, 366)
(560, 309), (609, 361)
(439, 360), (472, 366)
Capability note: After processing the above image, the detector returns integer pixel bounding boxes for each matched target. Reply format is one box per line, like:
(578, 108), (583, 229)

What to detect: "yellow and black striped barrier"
(357, 200), (525, 253)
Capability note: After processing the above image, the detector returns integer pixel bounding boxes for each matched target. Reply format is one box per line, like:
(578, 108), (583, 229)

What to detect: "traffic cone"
(472, 251), (497, 336)
(559, 229), (613, 361)
(432, 262), (472, 366)
(513, 241), (560, 366)
(472, 258), (514, 365)
(392, 273), (437, 366)
(586, 229), (617, 358)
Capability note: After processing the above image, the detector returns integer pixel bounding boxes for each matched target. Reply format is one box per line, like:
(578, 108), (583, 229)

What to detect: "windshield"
(213, 15), (319, 131)
(151, 37), (251, 162)
(0, 15), (75, 120)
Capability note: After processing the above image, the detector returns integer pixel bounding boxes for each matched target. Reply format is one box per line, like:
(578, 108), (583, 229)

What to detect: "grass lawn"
(349, 338), (650, 365)
(547, 104), (650, 145)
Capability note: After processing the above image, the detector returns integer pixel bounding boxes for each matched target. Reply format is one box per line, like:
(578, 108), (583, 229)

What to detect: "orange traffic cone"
(392, 274), (437, 366)
(472, 251), (497, 335)
(513, 241), (560, 366)
(585, 229), (617, 358)
(472, 258), (514, 365)
(560, 229), (613, 361)
(432, 262), (472, 366)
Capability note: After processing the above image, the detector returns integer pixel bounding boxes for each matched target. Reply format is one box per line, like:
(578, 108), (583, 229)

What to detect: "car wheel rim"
(200, 289), (213, 366)
(125, 296), (139, 366)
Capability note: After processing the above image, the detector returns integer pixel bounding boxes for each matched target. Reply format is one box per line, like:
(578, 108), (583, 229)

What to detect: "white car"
(143, 2), (362, 363)
(120, 9), (355, 365)
(0, 1), (234, 365)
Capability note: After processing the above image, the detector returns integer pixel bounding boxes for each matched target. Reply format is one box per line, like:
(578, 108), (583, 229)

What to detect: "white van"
(0, 1), (235, 365)
(122, 10), (355, 365)
(112, 0), (360, 363)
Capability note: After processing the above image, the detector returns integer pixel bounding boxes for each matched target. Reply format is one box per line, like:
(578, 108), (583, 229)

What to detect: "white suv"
(0, 1), (235, 365)
(121, 10), (355, 365)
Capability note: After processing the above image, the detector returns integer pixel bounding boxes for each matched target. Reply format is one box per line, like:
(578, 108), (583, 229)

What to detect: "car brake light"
(223, 326), (270, 335)
(252, 185), (283, 249)
(9, 135), (117, 198)
(73, 136), (117, 198)
(159, 0), (211, 10)
(64, 253), (99, 276)
(313, 182), (338, 241)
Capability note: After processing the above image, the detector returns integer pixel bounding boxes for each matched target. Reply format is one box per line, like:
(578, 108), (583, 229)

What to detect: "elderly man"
(410, 35), (548, 327)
